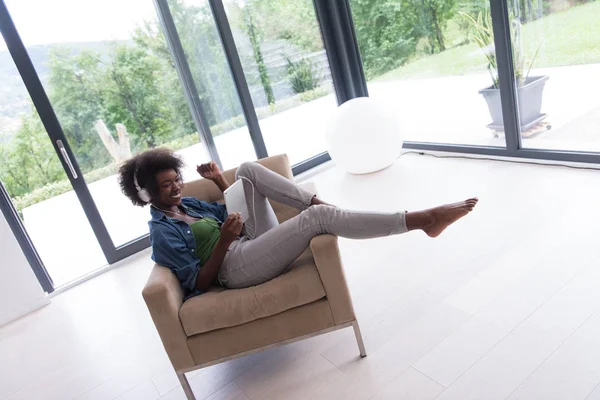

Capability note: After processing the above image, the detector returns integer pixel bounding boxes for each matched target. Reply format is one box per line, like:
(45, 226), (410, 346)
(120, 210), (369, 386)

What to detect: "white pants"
(218, 162), (408, 288)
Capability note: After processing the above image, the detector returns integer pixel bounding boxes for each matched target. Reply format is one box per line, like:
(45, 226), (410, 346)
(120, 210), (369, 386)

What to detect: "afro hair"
(118, 148), (184, 207)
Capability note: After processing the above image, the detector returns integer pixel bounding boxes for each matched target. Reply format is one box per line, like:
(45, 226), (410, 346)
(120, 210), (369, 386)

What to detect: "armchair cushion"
(179, 251), (325, 336)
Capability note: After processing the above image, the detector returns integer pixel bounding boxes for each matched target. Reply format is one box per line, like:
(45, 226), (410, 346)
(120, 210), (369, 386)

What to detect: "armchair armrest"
(310, 235), (356, 325)
(142, 265), (195, 370)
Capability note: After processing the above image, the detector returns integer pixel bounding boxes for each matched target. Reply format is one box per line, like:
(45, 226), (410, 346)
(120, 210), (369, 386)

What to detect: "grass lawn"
(376, 1), (600, 82)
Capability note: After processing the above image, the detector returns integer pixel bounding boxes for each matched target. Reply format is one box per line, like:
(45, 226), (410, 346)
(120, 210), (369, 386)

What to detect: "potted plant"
(463, 11), (548, 132)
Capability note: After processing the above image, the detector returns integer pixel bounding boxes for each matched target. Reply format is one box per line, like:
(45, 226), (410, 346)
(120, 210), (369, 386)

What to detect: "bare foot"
(310, 196), (332, 207)
(421, 198), (478, 238)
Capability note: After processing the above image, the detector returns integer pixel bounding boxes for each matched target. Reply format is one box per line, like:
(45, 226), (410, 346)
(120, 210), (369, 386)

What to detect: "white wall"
(0, 211), (49, 327)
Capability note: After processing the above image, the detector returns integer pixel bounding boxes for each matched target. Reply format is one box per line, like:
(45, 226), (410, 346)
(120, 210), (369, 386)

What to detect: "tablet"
(223, 179), (249, 222)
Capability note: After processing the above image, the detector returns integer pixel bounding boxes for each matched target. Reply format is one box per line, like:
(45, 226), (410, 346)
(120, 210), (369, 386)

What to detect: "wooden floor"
(2, 153), (600, 400)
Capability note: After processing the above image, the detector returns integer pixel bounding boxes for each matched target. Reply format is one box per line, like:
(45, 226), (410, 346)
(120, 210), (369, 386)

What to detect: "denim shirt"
(149, 197), (228, 300)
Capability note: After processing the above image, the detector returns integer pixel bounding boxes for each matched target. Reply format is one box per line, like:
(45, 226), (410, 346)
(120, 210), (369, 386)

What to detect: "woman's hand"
(220, 213), (243, 245)
(198, 161), (230, 193)
(197, 161), (222, 181)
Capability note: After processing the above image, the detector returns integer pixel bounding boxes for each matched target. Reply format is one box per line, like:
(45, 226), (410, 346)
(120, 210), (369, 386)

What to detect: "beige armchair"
(142, 154), (365, 400)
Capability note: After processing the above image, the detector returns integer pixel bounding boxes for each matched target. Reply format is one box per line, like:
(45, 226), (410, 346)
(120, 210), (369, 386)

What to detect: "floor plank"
(371, 367), (444, 400)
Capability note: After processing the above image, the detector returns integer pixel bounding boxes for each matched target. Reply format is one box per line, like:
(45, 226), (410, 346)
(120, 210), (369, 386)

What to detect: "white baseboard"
(0, 295), (50, 328)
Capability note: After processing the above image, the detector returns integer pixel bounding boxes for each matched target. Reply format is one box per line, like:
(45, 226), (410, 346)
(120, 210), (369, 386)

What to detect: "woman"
(119, 148), (477, 300)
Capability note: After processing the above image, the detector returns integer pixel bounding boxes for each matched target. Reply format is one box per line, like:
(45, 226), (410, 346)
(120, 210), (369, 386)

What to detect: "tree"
(48, 48), (111, 172)
(351, 0), (459, 78)
(0, 139), (32, 198)
(48, 43), (182, 163)
(403, 0), (458, 54)
(516, 0), (544, 22)
(101, 44), (173, 150)
(241, 3), (275, 105)
(351, 0), (418, 78)
(243, 0), (322, 52)
(134, 21), (196, 138)
(0, 107), (63, 198)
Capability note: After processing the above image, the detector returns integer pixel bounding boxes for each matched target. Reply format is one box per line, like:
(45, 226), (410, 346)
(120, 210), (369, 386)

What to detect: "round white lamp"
(326, 97), (403, 174)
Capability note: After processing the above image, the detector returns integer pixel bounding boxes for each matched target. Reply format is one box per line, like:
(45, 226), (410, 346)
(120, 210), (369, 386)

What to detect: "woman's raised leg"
(219, 198), (477, 288)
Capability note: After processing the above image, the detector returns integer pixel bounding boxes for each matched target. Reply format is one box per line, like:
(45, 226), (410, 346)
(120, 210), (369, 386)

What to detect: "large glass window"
(2, 0), (343, 289)
(349, 0), (507, 147)
(167, 0), (258, 170)
(0, 36), (107, 287)
(5, 0), (212, 257)
(512, 0), (600, 153)
(222, 0), (337, 165)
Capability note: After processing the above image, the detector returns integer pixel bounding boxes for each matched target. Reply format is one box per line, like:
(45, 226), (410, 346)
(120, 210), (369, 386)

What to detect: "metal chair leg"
(177, 371), (196, 400)
(352, 320), (367, 357)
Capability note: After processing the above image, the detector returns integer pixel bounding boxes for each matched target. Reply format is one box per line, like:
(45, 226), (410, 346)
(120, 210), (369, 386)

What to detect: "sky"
(1, 0), (158, 51)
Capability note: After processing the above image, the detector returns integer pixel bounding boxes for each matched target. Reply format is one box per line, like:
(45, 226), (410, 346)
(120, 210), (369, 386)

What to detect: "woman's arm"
(197, 161), (230, 193)
(150, 224), (203, 296)
(212, 175), (230, 193)
(194, 213), (243, 291)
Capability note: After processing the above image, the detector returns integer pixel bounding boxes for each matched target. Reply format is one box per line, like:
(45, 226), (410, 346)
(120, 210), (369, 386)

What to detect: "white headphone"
(133, 169), (151, 203)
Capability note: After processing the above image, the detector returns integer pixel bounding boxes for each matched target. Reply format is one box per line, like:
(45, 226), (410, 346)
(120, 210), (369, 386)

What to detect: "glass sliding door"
(0, 36), (107, 287)
(4, 0), (210, 258)
(165, 0), (259, 170)
(348, 0), (508, 148)
(220, 0), (338, 165)
(510, 0), (600, 153)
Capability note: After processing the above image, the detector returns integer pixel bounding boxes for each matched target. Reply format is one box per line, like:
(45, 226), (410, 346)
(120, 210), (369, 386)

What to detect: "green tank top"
(189, 217), (221, 266)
